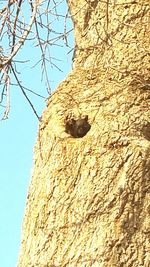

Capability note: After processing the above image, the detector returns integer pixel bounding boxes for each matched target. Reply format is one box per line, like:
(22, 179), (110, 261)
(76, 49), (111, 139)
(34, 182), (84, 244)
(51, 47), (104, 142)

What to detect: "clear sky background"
(0, 1), (74, 266)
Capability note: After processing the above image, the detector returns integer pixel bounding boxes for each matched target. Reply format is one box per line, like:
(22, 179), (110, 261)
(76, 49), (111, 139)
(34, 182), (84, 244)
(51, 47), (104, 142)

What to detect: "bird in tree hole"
(65, 115), (91, 138)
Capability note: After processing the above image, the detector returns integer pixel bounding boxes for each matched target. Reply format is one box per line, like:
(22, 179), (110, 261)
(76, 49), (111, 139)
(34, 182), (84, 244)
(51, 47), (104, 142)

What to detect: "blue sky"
(0, 1), (74, 266)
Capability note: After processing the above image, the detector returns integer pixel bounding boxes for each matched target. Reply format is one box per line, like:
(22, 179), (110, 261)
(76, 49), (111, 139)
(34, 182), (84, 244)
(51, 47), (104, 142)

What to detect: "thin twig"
(11, 64), (41, 121)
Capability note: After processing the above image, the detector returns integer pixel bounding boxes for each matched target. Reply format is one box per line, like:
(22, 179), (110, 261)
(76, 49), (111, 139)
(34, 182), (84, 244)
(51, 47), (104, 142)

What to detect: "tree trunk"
(18, 1), (150, 266)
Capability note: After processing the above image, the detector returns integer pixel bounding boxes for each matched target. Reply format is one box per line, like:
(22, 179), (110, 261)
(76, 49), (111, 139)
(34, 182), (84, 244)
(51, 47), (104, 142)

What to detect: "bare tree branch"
(0, 0), (74, 119)
(1, 0), (41, 68)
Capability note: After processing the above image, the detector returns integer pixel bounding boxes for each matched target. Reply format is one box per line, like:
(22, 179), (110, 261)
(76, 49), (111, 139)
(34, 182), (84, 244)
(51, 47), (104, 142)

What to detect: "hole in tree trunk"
(65, 115), (91, 138)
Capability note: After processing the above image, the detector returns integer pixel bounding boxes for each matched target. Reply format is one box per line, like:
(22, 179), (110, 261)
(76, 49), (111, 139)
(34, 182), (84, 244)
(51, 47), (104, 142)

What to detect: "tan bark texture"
(18, 0), (150, 266)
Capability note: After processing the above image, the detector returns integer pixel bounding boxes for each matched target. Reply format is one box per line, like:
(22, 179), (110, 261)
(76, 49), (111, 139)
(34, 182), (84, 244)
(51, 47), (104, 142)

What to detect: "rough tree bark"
(18, 0), (150, 266)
